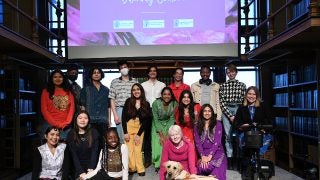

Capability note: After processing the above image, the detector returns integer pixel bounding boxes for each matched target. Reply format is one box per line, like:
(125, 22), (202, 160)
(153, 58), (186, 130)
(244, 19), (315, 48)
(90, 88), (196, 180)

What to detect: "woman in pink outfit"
(159, 125), (197, 180)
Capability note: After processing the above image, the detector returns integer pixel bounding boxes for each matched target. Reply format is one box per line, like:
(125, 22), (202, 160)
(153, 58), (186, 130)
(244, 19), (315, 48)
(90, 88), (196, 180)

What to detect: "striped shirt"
(219, 79), (246, 117)
(108, 77), (138, 106)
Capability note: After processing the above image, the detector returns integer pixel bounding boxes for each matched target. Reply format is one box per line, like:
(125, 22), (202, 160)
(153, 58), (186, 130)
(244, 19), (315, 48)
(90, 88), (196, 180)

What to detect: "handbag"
(88, 169), (114, 180)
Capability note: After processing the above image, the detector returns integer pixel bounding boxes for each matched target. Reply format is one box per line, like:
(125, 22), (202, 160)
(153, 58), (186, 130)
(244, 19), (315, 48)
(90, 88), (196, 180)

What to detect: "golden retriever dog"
(163, 161), (218, 180)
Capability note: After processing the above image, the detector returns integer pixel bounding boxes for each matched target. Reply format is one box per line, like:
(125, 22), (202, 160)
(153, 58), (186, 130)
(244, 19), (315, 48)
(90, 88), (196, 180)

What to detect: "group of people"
(33, 62), (272, 180)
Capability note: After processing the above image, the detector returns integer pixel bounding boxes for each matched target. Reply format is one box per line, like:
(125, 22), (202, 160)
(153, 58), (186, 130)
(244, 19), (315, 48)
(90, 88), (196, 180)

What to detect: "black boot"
(227, 157), (234, 170)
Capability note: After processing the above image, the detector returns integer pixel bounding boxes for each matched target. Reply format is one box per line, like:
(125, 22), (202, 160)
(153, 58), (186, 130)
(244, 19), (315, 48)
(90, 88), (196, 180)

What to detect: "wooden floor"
(16, 165), (303, 180)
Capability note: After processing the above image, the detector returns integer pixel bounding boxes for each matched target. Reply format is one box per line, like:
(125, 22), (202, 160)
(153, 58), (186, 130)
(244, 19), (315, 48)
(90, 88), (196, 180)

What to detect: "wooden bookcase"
(260, 52), (319, 178)
(0, 61), (44, 177)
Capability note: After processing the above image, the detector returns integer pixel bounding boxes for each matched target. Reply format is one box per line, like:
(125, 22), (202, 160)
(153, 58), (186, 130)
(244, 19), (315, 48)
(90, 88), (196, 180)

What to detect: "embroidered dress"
(194, 121), (227, 180)
(151, 99), (177, 168)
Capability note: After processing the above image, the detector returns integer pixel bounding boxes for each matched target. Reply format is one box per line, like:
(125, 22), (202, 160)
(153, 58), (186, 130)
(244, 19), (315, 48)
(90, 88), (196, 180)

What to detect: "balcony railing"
(241, 0), (320, 56)
(0, 0), (66, 60)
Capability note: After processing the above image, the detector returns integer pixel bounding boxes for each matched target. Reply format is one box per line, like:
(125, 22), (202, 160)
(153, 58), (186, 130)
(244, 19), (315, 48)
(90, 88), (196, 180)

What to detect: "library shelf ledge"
(290, 154), (318, 166)
(288, 81), (317, 87)
(273, 105), (289, 108)
(289, 108), (318, 111)
(19, 112), (36, 116)
(18, 90), (36, 94)
(273, 86), (288, 90)
(20, 132), (39, 138)
(290, 132), (318, 140)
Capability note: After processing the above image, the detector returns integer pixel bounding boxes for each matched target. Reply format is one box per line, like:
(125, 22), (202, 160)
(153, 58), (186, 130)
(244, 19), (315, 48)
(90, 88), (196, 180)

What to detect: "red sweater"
(168, 83), (190, 102)
(160, 138), (197, 180)
(41, 88), (75, 129)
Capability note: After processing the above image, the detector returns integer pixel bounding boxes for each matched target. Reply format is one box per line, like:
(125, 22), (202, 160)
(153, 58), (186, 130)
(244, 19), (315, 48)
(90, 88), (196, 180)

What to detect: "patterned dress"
(151, 99), (177, 168)
(194, 121), (227, 180)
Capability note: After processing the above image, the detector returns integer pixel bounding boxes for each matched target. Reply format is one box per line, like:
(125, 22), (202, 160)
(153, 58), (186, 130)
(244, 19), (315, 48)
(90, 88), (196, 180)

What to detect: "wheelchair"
(239, 123), (275, 180)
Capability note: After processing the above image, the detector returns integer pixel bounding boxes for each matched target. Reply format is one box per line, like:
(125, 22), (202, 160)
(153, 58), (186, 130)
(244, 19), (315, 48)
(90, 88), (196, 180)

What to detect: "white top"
(142, 79), (166, 106)
(84, 144), (129, 180)
(38, 143), (66, 180)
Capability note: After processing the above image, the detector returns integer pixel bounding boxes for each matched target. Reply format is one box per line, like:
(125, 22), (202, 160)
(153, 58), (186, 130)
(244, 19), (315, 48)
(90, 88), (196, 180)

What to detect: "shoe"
(129, 171), (136, 175)
(227, 157), (234, 170)
(155, 168), (160, 173)
(144, 161), (151, 168)
(138, 172), (145, 176)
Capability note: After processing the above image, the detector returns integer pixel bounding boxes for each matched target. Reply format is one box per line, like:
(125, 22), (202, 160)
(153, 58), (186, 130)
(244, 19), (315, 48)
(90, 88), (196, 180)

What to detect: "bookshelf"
(0, 62), (42, 175)
(265, 55), (319, 178)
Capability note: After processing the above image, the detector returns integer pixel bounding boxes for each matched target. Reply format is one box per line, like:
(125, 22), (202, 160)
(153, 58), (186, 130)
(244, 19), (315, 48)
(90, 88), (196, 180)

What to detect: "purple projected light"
(80, 0), (224, 32)
(67, 0), (238, 48)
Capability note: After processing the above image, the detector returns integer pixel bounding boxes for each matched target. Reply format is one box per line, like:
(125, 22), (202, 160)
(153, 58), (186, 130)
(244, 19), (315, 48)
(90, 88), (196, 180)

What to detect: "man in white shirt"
(142, 66), (166, 106)
(141, 66), (165, 168)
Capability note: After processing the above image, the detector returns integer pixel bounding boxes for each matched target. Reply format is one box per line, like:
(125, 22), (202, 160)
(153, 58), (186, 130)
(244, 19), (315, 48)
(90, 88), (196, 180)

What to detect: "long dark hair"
(127, 83), (150, 118)
(102, 127), (122, 170)
(46, 69), (72, 99)
(197, 104), (217, 136)
(70, 110), (93, 147)
(177, 90), (196, 126)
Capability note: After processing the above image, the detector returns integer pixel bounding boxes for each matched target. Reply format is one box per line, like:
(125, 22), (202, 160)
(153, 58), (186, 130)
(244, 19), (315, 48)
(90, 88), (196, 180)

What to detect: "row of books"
(0, 115), (6, 128)
(19, 78), (33, 91)
(291, 90), (318, 109)
(290, 64), (317, 84)
(273, 73), (288, 87)
(20, 121), (33, 136)
(274, 93), (288, 106)
(14, 99), (34, 113)
(275, 117), (289, 131)
(292, 0), (310, 20)
(20, 99), (34, 113)
(0, 91), (4, 99)
(292, 115), (318, 137)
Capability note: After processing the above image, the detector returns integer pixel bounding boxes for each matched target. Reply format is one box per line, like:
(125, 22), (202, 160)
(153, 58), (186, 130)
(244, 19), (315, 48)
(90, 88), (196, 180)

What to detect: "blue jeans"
(222, 105), (238, 158)
(116, 106), (124, 144)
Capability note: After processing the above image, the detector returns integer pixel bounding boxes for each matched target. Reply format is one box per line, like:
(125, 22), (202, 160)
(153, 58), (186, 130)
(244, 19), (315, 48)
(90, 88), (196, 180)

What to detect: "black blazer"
(235, 102), (272, 131)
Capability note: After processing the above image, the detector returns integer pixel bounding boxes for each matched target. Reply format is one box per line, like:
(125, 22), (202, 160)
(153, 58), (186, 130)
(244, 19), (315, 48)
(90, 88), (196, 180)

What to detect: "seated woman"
(32, 126), (70, 180)
(159, 125), (197, 180)
(83, 127), (129, 180)
(235, 86), (272, 177)
(67, 110), (100, 179)
(194, 104), (227, 180)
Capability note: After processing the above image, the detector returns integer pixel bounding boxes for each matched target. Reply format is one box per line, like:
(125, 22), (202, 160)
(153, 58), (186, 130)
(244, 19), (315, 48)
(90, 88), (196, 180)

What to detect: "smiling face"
(200, 67), (211, 80)
(246, 89), (257, 105)
(76, 112), (89, 130)
(106, 130), (119, 149)
(52, 72), (64, 87)
(132, 85), (141, 99)
(173, 69), (183, 82)
(148, 67), (158, 79)
(169, 130), (182, 145)
(226, 68), (237, 80)
(45, 128), (60, 147)
(162, 89), (173, 103)
(202, 106), (213, 120)
(181, 92), (191, 107)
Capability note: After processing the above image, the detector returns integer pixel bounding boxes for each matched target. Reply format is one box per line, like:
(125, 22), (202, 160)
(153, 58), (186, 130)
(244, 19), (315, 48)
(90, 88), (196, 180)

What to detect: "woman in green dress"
(151, 87), (177, 172)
